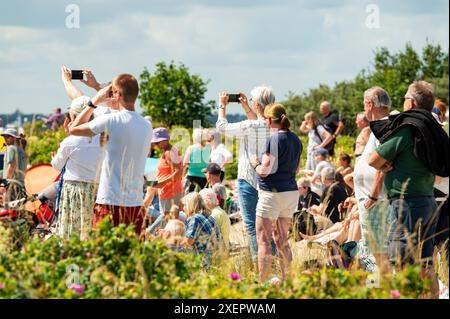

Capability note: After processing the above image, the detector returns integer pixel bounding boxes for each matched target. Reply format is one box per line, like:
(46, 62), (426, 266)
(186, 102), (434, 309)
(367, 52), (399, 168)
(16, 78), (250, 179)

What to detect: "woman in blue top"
(183, 128), (211, 193)
(251, 103), (302, 283)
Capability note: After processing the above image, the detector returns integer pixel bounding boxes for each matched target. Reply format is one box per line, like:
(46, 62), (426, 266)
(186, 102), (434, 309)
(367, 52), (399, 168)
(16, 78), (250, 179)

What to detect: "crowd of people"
(0, 67), (448, 297)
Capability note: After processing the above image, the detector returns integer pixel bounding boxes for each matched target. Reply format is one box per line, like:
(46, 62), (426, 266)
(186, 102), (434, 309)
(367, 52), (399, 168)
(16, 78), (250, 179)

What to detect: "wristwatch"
(217, 104), (225, 110)
(87, 100), (97, 109)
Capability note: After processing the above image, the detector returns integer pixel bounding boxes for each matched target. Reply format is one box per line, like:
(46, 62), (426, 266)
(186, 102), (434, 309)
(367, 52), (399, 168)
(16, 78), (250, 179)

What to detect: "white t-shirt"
(210, 143), (232, 171)
(51, 135), (103, 183)
(307, 125), (327, 151)
(353, 132), (384, 201)
(89, 110), (153, 206)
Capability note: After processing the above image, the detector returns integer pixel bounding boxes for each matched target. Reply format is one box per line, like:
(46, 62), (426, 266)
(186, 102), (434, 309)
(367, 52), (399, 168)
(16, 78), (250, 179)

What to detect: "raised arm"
(61, 65), (83, 100)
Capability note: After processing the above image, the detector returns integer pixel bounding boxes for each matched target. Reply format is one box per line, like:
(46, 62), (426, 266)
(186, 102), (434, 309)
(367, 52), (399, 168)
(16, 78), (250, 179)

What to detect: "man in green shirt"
(369, 81), (439, 298)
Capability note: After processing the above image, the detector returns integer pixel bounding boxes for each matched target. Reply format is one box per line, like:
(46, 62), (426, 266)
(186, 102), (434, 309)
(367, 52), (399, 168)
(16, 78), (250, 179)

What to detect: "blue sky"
(0, 0), (448, 115)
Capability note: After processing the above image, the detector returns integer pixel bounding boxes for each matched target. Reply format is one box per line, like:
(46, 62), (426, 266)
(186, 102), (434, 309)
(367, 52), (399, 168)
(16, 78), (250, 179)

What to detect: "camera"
(228, 93), (241, 103)
(71, 70), (84, 80)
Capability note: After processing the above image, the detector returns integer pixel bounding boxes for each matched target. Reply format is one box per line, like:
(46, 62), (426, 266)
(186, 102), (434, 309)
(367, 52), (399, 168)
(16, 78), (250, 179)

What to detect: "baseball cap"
(151, 127), (170, 143)
(314, 148), (329, 157)
(297, 177), (311, 188)
(202, 163), (222, 175)
(1, 128), (20, 138)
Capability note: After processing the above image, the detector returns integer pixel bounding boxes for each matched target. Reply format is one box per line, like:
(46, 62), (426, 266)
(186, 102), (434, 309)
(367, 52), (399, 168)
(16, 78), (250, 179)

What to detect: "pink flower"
(69, 283), (85, 295)
(390, 290), (401, 299)
(228, 272), (241, 281)
(302, 270), (313, 276)
(0, 282), (5, 289)
(33, 266), (41, 272)
(86, 252), (92, 258)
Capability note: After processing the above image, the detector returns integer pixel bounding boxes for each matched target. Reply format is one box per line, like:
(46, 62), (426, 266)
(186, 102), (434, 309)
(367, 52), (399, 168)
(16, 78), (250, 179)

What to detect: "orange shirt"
(157, 146), (183, 200)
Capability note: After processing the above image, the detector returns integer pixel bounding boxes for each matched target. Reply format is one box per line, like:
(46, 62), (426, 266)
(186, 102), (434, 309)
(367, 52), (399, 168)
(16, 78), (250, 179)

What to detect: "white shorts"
(256, 189), (299, 220)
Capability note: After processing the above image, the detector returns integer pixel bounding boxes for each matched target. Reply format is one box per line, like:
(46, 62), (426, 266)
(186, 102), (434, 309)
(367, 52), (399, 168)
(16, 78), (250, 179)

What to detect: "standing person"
(353, 87), (391, 271)
(299, 111), (334, 171)
(45, 108), (65, 130)
(206, 129), (232, 182)
(369, 81), (449, 298)
(203, 162), (227, 210)
(216, 86), (275, 261)
(150, 127), (183, 214)
(183, 129), (211, 193)
(69, 73), (153, 235)
(1, 128), (27, 202)
(354, 112), (371, 160)
(250, 103), (302, 282)
(51, 97), (103, 240)
(319, 101), (345, 157)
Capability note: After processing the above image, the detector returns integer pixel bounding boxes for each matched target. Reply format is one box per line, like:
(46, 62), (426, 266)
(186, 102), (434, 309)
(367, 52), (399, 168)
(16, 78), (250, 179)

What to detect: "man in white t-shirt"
(353, 86), (391, 272)
(69, 73), (153, 235)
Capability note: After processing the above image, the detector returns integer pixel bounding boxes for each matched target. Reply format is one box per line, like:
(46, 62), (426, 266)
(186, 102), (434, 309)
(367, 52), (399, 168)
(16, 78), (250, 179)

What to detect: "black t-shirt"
(297, 190), (321, 211)
(321, 111), (340, 134)
(321, 183), (348, 223)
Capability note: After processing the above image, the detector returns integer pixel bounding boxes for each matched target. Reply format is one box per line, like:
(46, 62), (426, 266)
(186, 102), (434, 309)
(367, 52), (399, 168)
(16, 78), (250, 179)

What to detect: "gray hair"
(320, 101), (331, 109)
(321, 167), (336, 181)
(356, 112), (368, 122)
(364, 87), (391, 109)
(407, 81), (435, 112)
(250, 85), (275, 111)
(192, 128), (204, 144)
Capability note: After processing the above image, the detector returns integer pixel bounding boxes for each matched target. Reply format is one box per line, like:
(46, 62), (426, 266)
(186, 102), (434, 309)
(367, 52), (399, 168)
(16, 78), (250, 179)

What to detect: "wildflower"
(302, 270), (313, 276)
(86, 252), (92, 258)
(33, 266), (41, 272)
(69, 283), (85, 295)
(0, 282), (5, 289)
(390, 290), (401, 299)
(228, 272), (241, 281)
(268, 276), (281, 286)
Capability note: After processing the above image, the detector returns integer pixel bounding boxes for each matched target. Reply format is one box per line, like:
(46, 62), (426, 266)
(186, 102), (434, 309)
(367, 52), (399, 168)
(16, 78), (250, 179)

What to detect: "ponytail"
(264, 103), (291, 131)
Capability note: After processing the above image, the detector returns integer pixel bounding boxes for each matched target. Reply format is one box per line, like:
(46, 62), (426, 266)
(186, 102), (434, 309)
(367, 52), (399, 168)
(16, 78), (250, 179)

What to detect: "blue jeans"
(387, 196), (438, 266)
(238, 179), (259, 259)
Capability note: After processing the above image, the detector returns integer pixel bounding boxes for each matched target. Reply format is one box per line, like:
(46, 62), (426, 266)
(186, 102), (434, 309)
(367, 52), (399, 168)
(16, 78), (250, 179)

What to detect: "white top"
(89, 110), (153, 206)
(210, 143), (233, 171)
(216, 117), (269, 189)
(434, 176), (449, 197)
(307, 125), (327, 151)
(353, 132), (386, 201)
(51, 135), (103, 183)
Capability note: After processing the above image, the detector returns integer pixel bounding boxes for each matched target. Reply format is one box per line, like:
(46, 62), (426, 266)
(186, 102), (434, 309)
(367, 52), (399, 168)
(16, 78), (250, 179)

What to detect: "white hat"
(1, 128), (20, 138)
(69, 96), (91, 118)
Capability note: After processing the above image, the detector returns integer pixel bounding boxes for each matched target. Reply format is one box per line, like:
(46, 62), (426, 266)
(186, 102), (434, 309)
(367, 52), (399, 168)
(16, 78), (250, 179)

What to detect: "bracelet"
(253, 163), (261, 170)
(368, 195), (378, 201)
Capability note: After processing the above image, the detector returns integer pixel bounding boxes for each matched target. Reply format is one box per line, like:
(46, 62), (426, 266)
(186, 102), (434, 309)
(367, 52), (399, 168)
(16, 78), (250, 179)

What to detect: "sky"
(0, 0), (448, 115)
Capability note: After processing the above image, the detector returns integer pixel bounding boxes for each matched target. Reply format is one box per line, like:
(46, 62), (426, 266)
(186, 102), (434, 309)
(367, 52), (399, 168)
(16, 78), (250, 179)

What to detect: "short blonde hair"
(182, 192), (208, 217)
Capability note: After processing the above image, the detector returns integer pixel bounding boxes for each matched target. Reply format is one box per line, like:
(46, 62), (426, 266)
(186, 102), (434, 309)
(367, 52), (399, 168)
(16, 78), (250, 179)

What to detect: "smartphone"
(228, 93), (241, 103)
(71, 70), (84, 80)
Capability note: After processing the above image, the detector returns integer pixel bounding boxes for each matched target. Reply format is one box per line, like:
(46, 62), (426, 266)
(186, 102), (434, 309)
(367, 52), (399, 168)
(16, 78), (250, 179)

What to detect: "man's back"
(89, 110), (152, 206)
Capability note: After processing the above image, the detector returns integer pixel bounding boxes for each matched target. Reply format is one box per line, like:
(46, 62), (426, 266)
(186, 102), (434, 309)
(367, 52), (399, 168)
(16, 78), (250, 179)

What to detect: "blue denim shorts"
(387, 196), (438, 266)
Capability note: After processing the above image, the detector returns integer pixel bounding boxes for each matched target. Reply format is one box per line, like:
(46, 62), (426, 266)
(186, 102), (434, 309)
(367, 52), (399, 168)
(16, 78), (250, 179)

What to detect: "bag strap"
(53, 165), (66, 224)
(314, 126), (324, 143)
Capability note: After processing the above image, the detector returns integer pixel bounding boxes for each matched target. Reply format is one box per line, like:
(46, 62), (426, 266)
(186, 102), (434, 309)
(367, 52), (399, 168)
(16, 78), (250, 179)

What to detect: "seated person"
(146, 204), (186, 235)
(309, 167), (348, 223)
(302, 148), (334, 195)
(297, 177), (321, 211)
(336, 153), (353, 177)
(181, 192), (222, 266)
(156, 219), (186, 253)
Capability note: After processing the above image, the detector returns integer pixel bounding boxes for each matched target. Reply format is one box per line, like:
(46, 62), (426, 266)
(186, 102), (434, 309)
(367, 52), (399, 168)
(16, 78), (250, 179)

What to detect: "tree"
(282, 41), (449, 135)
(140, 61), (214, 128)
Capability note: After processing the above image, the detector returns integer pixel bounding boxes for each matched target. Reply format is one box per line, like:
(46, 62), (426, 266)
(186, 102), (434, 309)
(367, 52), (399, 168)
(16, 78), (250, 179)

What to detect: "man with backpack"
(320, 101), (345, 157)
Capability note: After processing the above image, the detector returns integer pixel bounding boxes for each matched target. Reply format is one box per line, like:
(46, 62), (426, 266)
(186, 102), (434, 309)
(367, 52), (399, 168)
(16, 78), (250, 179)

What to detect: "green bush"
(0, 219), (429, 299)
